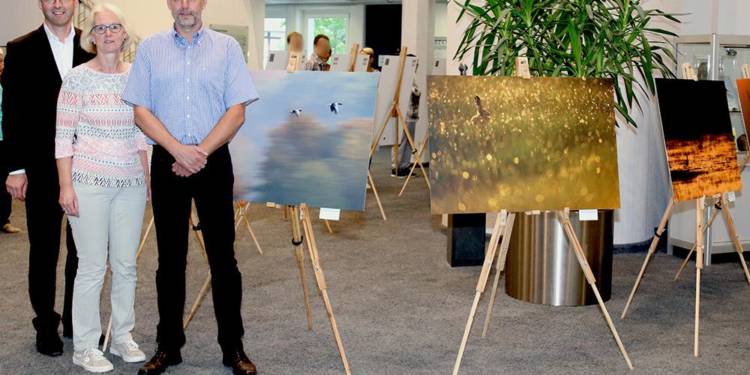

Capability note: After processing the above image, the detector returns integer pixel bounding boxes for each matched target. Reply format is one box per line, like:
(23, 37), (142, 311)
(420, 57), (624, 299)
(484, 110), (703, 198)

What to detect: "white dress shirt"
(43, 22), (75, 79)
(9, 23), (75, 176)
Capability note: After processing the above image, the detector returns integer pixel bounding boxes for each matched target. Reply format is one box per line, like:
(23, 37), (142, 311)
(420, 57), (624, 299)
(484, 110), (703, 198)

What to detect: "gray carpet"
(1, 151), (749, 374)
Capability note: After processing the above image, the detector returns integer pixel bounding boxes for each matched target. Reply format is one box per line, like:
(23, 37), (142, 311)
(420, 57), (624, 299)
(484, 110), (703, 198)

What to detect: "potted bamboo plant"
(452, 0), (680, 305)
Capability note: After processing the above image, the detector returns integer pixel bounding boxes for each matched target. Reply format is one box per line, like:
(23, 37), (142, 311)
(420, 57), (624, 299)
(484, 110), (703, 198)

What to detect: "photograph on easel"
(655, 79), (742, 201)
(427, 76), (620, 214)
(231, 70), (379, 211)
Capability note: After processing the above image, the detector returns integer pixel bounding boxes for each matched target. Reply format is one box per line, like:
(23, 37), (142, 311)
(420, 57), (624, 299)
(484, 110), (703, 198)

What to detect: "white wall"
(0, 2), (45, 45)
(95, 0), (265, 69)
(402, 0), (435, 152)
(0, 0), (266, 68)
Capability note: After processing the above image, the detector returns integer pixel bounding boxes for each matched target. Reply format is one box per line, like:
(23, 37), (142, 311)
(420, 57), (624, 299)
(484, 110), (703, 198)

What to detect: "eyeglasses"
(91, 23), (124, 35)
(41, 0), (71, 4)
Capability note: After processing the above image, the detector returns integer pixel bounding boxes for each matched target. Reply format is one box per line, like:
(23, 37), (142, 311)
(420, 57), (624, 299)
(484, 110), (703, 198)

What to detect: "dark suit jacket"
(0, 25), (94, 175)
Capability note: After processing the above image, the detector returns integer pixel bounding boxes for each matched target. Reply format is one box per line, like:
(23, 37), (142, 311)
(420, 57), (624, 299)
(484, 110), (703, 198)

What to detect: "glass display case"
(676, 35), (750, 150)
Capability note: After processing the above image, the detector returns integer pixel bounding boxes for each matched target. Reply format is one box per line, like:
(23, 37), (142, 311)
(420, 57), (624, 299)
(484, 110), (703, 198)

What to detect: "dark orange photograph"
(655, 79), (742, 201)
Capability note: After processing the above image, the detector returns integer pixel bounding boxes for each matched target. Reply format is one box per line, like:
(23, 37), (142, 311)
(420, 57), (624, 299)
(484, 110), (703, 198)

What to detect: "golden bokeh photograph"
(428, 76), (620, 214)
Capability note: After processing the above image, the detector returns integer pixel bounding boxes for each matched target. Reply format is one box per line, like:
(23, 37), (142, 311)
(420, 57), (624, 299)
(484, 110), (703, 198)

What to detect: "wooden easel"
(135, 199), (263, 258)
(453, 59), (633, 374)
(234, 200), (264, 254)
(620, 64), (750, 357)
(347, 43), (360, 72)
(369, 47), (430, 193)
(287, 204), (351, 374)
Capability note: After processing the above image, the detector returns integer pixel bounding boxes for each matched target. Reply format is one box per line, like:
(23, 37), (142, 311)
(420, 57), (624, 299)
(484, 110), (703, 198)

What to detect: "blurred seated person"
(322, 48), (332, 71)
(305, 34), (330, 71)
(360, 47), (377, 72)
(286, 31), (303, 54)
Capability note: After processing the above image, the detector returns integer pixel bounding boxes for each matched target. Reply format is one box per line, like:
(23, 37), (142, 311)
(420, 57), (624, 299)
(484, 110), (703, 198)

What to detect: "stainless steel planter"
(505, 210), (613, 306)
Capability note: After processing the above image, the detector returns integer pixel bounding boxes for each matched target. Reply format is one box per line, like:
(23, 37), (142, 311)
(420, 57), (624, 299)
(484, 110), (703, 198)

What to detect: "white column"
(245, 0), (266, 70)
(401, 0), (435, 161)
(446, 0), (481, 76)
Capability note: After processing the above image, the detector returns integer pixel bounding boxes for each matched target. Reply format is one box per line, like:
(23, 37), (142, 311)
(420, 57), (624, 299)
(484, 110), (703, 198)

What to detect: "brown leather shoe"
(223, 350), (257, 375)
(138, 350), (182, 375)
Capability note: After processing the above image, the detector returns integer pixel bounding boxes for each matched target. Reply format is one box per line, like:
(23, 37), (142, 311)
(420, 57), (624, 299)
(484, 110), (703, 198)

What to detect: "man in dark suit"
(1, 0), (93, 357)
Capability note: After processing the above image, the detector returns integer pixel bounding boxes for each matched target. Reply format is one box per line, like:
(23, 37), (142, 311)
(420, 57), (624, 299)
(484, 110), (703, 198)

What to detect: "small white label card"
(579, 209), (599, 221)
(727, 192), (737, 202)
(319, 208), (341, 221)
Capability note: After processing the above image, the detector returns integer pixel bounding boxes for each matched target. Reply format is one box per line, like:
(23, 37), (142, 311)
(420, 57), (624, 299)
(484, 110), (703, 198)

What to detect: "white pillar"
(401, 0), (435, 161)
(245, 0), (266, 70)
(446, 0), (480, 76)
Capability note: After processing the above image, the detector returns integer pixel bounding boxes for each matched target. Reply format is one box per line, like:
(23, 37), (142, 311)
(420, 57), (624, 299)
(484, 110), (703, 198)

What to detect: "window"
(263, 18), (287, 68)
(306, 16), (348, 56)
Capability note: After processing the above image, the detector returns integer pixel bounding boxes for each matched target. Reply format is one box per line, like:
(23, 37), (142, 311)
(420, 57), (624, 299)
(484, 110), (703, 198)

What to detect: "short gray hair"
(80, 3), (132, 54)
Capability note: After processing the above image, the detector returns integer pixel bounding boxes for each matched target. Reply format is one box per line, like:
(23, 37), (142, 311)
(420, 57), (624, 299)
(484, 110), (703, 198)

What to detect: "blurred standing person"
(394, 55), (421, 177)
(0, 48), (21, 234)
(394, 82), (421, 177)
(55, 4), (149, 372)
(286, 31), (303, 53)
(305, 34), (330, 71)
(122, 0), (259, 374)
(360, 47), (377, 72)
(1, 0), (94, 356)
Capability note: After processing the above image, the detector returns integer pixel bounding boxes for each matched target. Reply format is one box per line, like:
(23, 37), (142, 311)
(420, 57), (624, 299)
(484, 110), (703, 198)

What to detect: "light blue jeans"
(68, 182), (147, 351)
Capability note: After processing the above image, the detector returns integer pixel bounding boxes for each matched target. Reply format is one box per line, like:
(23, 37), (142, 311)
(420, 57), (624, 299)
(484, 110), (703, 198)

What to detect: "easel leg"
(694, 197), (705, 357)
(241, 203), (264, 255)
(324, 219), (334, 234)
(481, 213), (515, 337)
(369, 102), (397, 158)
(184, 272), (212, 329)
(396, 108), (431, 190)
(368, 172), (388, 221)
(183, 203), (211, 329)
(675, 203), (721, 281)
(398, 132), (431, 197)
(300, 205), (351, 375)
(453, 212), (506, 375)
(557, 211), (633, 369)
(622, 199), (676, 319)
(102, 313), (113, 351)
(136, 215), (154, 259)
(290, 206), (314, 331)
(718, 195), (750, 284)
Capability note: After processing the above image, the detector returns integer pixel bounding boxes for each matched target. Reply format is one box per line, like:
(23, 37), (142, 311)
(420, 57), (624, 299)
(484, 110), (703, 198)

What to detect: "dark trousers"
(151, 145), (244, 353)
(25, 166), (78, 332)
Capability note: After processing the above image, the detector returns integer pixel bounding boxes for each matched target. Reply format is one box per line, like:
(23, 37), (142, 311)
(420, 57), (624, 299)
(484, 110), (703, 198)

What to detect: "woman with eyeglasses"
(54, 3), (149, 372)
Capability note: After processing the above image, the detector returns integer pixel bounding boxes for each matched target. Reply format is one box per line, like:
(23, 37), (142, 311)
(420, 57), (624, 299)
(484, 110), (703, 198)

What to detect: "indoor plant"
(454, 0), (680, 126)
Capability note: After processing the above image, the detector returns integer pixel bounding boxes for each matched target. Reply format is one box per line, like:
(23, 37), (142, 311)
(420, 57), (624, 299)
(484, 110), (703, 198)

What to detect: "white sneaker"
(73, 348), (114, 373)
(110, 339), (146, 363)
